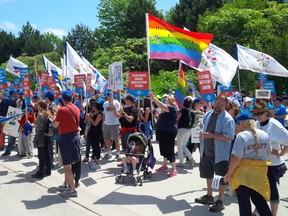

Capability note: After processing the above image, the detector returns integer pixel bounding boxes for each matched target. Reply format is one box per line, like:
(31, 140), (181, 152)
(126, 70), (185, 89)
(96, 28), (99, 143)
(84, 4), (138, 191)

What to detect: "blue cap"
(22, 107), (33, 113)
(193, 98), (201, 103)
(234, 112), (254, 123)
(17, 88), (24, 94)
(62, 90), (72, 101)
(9, 89), (16, 95)
(45, 91), (54, 101)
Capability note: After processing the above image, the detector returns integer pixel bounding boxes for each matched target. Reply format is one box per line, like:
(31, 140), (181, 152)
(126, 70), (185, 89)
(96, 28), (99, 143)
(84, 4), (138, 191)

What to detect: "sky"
(0, 0), (179, 37)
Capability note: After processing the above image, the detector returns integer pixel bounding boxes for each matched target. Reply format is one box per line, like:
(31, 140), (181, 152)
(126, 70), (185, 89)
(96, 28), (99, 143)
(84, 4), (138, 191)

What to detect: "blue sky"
(0, 0), (178, 37)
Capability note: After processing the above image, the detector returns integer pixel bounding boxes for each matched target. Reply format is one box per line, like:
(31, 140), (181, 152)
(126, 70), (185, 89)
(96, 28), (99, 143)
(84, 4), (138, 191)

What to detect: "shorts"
(102, 123), (119, 141)
(200, 155), (228, 179)
(59, 131), (81, 166)
(156, 130), (177, 163)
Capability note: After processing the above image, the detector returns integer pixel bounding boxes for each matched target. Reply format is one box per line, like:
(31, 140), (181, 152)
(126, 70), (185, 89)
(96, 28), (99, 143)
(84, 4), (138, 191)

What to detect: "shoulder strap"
(65, 104), (79, 127)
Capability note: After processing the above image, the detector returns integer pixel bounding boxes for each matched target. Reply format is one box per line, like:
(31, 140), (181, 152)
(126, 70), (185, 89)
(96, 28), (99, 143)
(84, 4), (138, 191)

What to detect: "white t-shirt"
(255, 118), (288, 165)
(232, 129), (271, 161)
(103, 100), (120, 125)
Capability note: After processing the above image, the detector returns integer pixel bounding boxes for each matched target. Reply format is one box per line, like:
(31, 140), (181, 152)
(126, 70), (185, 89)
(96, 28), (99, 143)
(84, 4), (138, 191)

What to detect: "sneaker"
(2, 151), (10, 156)
(27, 154), (33, 159)
(195, 195), (214, 204)
(58, 185), (69, 192)
(189, 159), (195, 168)
(82, 157), (89, 163)
(167, 169), (177, 177)
(155, 165), (168, 172)
(209, 200), (225, 212)
(75, 182), (80, 188)
(103, 153), (112, 159)
(176, 163), (184, 168)
(113, 154), (121, 161)
(132, 170), (137, 176)
(59, 190), (78, 198)
(18, 153), (26, 158)
(89, 162), (100, 170)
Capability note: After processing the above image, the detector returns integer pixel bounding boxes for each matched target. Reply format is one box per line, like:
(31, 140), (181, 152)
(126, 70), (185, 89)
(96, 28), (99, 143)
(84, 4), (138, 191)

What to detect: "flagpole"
(237, 67), (241, 93)
(146, 13), (152, 92)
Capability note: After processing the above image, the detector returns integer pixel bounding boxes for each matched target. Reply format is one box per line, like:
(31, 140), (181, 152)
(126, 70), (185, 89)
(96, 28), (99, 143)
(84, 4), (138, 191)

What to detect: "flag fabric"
(185, 79), (202, 99)
(42, 55), (67, 85)
(174, 62), (187, 109)
(146, 14), (214, 68)
(198, 43), (238, 87)
(81, 56), (107, 93)
(237, 44), (288, 77)
(6, 56), (28, 77)
(65, 42), (87, 72)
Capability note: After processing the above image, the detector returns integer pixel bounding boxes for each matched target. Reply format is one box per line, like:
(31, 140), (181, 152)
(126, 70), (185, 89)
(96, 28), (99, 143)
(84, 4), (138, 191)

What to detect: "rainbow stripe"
(147, 14), (213, 68)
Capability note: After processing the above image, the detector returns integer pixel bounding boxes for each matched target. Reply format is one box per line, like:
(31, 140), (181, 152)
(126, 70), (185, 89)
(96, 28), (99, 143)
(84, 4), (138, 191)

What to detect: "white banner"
(237, 44), (288, 77)
(6, 56), (28, 78)
(3, 106), (22, 137)
(198, 43), (238, 87)
(108, 62), (123, 91)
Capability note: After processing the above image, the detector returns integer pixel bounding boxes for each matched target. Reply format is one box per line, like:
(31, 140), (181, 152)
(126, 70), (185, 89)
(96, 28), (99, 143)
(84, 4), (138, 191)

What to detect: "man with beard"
(195, 95), (235, 212)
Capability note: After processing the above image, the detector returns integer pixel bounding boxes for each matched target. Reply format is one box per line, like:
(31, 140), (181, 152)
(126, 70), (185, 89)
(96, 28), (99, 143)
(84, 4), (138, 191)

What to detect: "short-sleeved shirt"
(178, 108), (190, 129)
(232, 129), (271, 160)
(119, 106), (138, 127)
(274, 104), (286, 125)
(103, 100), (120, 125)
(156, 105), (178, 134)
(204, 112), (219, 156)
(55, 103), (80, 135)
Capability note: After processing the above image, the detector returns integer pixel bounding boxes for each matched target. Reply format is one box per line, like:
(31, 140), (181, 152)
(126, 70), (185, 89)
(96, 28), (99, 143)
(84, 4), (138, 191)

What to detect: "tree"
(167, 0), (224, 31)
(18, 22), (54, 56)
(197, 0), (288, 93)
(43, 32), (64, 54)
(0, 29), (21, 64)
(121, 0), (161, 39)
(66, 23), (97, 61)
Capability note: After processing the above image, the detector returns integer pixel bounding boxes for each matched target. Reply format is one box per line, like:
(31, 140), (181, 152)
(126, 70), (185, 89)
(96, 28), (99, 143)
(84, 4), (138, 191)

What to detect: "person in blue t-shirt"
(273, 96), (287, 126)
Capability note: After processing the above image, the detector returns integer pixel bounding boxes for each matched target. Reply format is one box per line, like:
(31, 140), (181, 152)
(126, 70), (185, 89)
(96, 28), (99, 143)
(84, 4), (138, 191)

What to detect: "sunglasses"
(253, 112), (265, 117)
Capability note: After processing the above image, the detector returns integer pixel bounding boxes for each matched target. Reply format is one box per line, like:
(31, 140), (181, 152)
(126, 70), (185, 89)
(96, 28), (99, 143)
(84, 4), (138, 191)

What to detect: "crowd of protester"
(0, 85), (288, 215)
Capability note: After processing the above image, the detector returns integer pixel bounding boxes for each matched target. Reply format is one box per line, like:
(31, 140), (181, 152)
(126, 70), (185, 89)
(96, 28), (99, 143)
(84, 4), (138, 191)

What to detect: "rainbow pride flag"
(146, 14), (214, 68)
(174, 62), (187, 109)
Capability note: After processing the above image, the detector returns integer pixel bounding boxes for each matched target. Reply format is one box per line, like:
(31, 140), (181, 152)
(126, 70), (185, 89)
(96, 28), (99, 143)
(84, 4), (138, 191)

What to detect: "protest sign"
(3, 106), (22, 137)
(74, 74), (86, 94)
(197, 71), (215, 102)
(108, 62), (123, 91)
(129, 71), (149, 96)
(255, 89), (271, 99)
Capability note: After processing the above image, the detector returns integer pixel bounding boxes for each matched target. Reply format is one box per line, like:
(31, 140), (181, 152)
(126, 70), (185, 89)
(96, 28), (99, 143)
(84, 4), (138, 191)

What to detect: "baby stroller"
(115, 132), (155, 186)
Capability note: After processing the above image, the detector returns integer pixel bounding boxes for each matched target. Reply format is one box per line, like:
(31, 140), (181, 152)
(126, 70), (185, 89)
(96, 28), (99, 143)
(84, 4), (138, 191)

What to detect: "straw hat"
(250, 102), (273, 117)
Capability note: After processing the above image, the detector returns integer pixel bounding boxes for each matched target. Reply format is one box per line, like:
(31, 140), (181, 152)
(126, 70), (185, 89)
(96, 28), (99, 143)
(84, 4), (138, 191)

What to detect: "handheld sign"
(129, 71), (149, 96)
(197, 71), (216, 103)
(108, 62), (123, 91)
(255, 89), (271, 99)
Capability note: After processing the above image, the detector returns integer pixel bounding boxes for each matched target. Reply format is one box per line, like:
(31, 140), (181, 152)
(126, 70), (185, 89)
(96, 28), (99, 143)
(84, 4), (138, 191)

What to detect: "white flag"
(237, 44), (288, 77)
(81, 56), (107, 92)
(6, 56), (28, 77)
(43, 55), (63, 76)
(198, 43), (238, 87)
(65, 42), (86, 71)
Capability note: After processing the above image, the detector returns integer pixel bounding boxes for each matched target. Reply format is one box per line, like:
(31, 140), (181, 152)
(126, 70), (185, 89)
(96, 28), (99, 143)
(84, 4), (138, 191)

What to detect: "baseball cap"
(62, 90), (73, 101)
(22, 107), (33, 113)
(9, 89), (16, 95)
(234, 112), (254, 123)
(17, 88), (24, 94)
(45, 91), (54, 101)
(273, 96), (282, 102)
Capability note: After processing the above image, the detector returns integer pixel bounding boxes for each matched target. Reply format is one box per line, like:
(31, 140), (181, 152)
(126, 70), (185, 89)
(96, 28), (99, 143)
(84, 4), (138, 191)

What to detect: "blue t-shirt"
(156, 105), (177, 134)
(274, 104), (286, 125)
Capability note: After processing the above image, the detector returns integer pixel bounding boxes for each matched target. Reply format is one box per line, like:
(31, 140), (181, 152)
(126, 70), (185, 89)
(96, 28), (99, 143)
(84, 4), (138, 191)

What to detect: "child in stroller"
(116, 132), (154, 186)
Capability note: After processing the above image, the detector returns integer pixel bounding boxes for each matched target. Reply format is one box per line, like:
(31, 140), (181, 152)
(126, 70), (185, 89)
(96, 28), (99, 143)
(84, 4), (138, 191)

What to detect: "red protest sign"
(47, 76), (57, 93)
(197, 71), (214, 95)
(23, 74), (31, 98)
(40, 72), (49, 86)
(129, 72), (149, 90)
(86, 73), (92, 92)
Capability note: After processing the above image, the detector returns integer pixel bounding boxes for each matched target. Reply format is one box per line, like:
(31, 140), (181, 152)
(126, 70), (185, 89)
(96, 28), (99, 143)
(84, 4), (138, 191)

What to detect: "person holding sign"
(223, 112), (272, 216)
(195, 95), (235, 212)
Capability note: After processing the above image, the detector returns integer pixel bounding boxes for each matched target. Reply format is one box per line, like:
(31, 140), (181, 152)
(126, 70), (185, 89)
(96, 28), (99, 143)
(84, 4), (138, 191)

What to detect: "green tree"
(43, 32), (64, 54)
(66, 23), (97, 61)
(0, 29), (21, 64)
(198, 0), (288, 93)
(18, 22), (54, 56)
(167, 0), (224, 31)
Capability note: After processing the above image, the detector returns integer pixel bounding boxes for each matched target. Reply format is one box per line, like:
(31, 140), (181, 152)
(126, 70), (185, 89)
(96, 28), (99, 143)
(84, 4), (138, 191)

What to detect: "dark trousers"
(72, 159), (81, 183)
(37, 136), (52, 176)
(236, 185), (272, 216)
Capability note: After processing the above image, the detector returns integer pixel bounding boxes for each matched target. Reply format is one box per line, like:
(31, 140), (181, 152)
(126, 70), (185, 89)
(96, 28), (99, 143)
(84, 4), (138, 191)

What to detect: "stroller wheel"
(115, 176), (120, 183)
(148, 171), (152, 178)
(143, 171), (148, 179)
(133, 177), (138, 186)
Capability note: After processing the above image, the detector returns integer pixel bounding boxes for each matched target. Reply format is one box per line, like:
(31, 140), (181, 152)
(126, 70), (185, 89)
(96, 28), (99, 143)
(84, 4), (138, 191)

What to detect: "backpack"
(44, 117), (54, 137)
(188, 110), (198, 128)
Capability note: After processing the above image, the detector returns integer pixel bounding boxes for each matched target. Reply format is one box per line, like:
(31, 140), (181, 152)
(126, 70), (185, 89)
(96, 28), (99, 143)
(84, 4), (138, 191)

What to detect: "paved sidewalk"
(0, 141), (288, 216)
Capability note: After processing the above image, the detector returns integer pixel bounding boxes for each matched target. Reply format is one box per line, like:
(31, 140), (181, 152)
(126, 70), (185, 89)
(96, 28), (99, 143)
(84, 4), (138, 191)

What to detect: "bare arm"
(149, 91), (169, 113)
(88, 113), (103, 126)
(201, 132), (233, 142)
(224, 155), (242, 183)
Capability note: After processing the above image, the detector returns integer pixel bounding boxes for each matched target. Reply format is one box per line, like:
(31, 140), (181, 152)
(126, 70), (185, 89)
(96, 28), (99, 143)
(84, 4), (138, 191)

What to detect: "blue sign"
(258, 73), (268, 82)
(20, 68), (30, 81)
(0, 68), (8, 85)
(128, 89), (148, 97)
(14, 78), (21, 86)
(262, 80), (276, 95)
(202, 93), (216, 103)
(219, 83), (232, 92)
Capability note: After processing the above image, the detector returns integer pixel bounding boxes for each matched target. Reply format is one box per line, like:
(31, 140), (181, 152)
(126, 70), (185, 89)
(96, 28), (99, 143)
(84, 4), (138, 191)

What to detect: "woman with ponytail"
(224, 112), (272, 216)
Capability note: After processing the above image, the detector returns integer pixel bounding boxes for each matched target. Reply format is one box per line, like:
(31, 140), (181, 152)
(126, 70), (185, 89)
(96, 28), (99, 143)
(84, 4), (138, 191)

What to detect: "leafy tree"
(121, 0), (162, 39)
(197, 0), (288, 93)
(43, 32), (64, 54)
(18, 22), (54, 56)
(0, 29), (21, 64)
(66, 23), (97, 61)
(167, 0), (224, 31)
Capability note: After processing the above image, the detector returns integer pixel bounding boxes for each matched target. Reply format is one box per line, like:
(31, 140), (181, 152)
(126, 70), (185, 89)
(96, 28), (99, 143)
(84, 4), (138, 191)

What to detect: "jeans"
(236, 185), (272, 216)
(5, 135), (16, 154)
(176, 128), (192, 164)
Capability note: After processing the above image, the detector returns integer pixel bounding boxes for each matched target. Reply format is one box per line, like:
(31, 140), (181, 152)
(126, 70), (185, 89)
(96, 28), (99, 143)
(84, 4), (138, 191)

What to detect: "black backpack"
(188, 110), (198, 128)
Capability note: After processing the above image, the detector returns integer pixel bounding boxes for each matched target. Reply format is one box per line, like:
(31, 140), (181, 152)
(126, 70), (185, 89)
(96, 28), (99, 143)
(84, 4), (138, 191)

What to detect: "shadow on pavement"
(22, 194), (67, 209)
